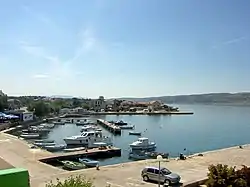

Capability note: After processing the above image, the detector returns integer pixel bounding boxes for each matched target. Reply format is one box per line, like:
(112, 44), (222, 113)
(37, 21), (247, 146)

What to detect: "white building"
(89, 96), (106, 112)
(22, 112), (34, 122)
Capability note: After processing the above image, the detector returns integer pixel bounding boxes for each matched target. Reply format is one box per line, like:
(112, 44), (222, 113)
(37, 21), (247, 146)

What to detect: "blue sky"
(1, 0), (250, 98)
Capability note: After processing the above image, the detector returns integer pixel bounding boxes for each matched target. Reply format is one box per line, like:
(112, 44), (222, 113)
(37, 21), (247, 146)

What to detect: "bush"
(46, 176), (94, 187)
(206, 164), (250, 187)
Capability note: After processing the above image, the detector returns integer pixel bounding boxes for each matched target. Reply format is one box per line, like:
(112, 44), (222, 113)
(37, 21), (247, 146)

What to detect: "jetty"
(97, 119), (121, 134)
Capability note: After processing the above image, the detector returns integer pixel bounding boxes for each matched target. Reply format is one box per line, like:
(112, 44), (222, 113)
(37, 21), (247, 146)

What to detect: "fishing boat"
(64, 131), (112, 148)
(33, 142), (56, 147)
(63, 147), (86, 152)
(129, 137), (156, 150)
(145, 152), (169, 159)
(20, 133), (40, 139)
(34, 139), (55, 143)
(44, 144), (66, 152)
(80, 125), (98, 132)
(129, 131), (141, 136)
(114, 120), (127, 126)
(61, 160), (86, 170)
(79, 158), (99, 167)
(39, 123), (55, 129)
(129, 152), (148, 160)
(120, 125), (135, 130)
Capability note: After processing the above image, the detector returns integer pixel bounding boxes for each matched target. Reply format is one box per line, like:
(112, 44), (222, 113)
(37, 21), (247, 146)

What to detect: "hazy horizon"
(1, 0), (250, 98)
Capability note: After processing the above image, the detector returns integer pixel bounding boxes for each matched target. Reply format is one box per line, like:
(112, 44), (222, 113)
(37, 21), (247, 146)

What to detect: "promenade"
(0, 132), (250, 187)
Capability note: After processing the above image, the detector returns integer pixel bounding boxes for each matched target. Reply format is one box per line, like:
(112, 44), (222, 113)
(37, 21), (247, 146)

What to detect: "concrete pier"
(97, 119), (121, 135)
(1, 131), (250, 187)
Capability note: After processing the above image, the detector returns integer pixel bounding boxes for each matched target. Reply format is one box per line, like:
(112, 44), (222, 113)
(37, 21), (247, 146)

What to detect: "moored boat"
(120, 125), (135, 130)
(44, 144), (66, 152)
(129, 152), (148, 160)
(34, 139), (55, 143)
(63, 147), (86, 152)
(79, 158), (99, 167)
(20, 133), (40, 139)
(114, 120), (127, 126)
(129, 131), (141, 136)
(33, 142), (56, 147)
(61, 160), (86, 170)
(129, 137), (156, 150)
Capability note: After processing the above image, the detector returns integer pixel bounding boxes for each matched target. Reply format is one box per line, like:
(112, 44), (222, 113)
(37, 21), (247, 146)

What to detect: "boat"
(145, 151), (169, 159)
(39, 123), (55, 129)
(33, 142), (56, 147)
(76, 119), (96, 126)
(129, 131), (141, 136)
(34, 139), (55, 143)
(120, 125), (135, 130)
(114, 120), (127, 126)
(129, 137), (156, 150)
(44, 144), (66, 152)
(61, 160), (86, 170)
(80, 125), (99, 132)
(64, 131), (112, 148)
(129, 152), (148, 160)
(20, 133), (40, 139)
(53, 121), (65, 125)
(63, 147), (86, 152)
(79, 158), (99, 167)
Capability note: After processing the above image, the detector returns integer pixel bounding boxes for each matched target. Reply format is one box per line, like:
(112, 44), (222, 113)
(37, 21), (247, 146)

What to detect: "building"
(22, 112), (33, 122)
(89, 96), (106, 112)
(148, 100), (162, 111)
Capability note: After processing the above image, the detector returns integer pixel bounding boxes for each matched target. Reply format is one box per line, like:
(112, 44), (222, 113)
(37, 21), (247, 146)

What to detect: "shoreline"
(1, 131), (250, 187)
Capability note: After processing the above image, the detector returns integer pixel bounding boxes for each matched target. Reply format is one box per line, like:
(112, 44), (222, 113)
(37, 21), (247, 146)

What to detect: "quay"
(97, 119), (121, 135)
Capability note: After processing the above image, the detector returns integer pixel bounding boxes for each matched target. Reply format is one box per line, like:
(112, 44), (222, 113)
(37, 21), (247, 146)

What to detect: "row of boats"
(61, 158), (99, 170)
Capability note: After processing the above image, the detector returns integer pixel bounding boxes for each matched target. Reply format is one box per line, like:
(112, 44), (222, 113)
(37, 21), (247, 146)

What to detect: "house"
(148, 100), (162, 111)
(89, 96), (106, 112)
(22, 112), (34, 121)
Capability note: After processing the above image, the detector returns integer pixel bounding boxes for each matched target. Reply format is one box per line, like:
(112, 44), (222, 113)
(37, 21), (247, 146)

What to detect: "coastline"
(0, 131), (250, 187)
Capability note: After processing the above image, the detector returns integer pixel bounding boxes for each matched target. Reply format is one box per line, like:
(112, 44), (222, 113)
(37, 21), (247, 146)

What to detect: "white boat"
(33, 142), (56, 147)
(39, 123), (55, 129)
(34, 139), (55, 143)
(129, 131), (142, 136)
(64, 131), (112, 148)
(80, 125), (98, 132)
(79, 158), (99, 167)
(44, 144), (66, 152)
(20, 133), (40, 139)
(120, 125), (135, 130)
(129, 152), (148, 160)
(63, 147), (86, 152)
(129, 137), (156, 150)
(61, 161), (86, 170)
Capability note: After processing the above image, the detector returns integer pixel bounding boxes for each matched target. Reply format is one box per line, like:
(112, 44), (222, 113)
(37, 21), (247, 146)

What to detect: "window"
(147, 168), (154, 173)
(154, 169), (159, 174)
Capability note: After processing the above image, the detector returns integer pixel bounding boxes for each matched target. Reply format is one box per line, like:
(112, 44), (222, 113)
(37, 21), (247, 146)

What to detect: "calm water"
(46, 104), (250, 165)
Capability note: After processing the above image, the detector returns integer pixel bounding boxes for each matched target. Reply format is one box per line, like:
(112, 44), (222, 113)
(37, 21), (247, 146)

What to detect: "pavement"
(1, 132), (250, 187)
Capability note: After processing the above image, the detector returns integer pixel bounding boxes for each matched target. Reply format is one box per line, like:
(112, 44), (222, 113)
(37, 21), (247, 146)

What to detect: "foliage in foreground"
(46, 176), (94, 187)
(206, 164), (250, 187)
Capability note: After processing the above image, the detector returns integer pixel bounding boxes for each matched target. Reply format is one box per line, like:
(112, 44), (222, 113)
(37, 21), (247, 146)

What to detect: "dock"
(97, 119), (121, 134)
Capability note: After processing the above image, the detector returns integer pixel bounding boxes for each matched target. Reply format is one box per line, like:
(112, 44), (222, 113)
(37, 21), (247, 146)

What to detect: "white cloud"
(213, 36), (247, 49)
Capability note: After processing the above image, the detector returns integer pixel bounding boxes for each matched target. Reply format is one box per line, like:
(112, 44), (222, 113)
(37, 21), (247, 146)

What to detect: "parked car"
(141, 166), (181, 186)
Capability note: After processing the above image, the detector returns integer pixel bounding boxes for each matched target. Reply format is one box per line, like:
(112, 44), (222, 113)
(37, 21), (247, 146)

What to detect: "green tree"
(46, 176), (94, 187)
(33, 101), (50, 117)
(0, 95), (8, 112)
(82, 103), (90, 110)
(72, 98), (82, 108)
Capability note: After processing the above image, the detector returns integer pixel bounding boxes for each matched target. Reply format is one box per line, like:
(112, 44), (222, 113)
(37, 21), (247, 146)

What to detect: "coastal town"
(1, 89), (250, 187)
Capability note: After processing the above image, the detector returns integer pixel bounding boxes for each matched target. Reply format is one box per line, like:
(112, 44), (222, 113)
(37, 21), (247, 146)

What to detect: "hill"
(118, 92), (250, 106)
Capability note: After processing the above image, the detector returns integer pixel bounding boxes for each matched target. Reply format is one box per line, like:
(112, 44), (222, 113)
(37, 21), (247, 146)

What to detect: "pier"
(97, 119), (121, 135)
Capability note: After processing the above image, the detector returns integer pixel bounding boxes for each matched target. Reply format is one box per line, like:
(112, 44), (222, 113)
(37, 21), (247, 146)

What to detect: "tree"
(72, 98), (82, 108)
(0, 95), (8, 112)
(33, 101), (50, 117)
(82, 103), (90, 110)
(46, 176), (94, 187)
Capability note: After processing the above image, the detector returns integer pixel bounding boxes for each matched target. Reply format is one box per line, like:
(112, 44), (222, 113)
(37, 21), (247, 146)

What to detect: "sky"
(1, 0), (250, 98)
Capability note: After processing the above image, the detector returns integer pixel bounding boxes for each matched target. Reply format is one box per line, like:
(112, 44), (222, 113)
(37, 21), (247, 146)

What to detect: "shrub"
(206, 164), (250, 187)
(46, 175), (94, 187)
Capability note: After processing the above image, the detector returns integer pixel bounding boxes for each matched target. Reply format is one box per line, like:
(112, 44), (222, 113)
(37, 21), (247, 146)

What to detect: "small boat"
(129, 131), (141, 136)
(61, 160), (86, 170)
(33, 142), (56, 147)
(22, 129), (36, 133)
(120, 125), (134, 130)
(20, 133), (40, 139)
(80, 125), (98, 132)
(44, 144), (66, 152)
(129, 152), (148, 160)
(53, 121), (65, 125)
(145, 152), (169, 159)
(63, 147), (86, 152)
(114, 120), (127, 126)
(79, 158), (99, 167)
(129, 137), (156, 150)
(39, 123), (55, 129)
(34, 139), (55, 143)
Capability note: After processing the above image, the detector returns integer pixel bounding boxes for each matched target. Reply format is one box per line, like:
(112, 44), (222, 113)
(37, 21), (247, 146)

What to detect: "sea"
(46, 104), (250, 165)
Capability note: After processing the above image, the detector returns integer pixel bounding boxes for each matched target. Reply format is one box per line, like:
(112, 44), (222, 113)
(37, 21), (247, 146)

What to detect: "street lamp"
(156, 155), (163, 187)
